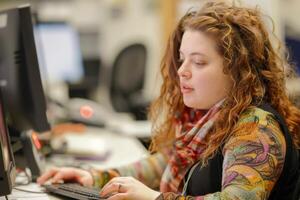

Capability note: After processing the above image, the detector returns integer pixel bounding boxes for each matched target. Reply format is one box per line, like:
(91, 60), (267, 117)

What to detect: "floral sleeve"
(156, 109), (286, 200)
(91, 152), (167, 189)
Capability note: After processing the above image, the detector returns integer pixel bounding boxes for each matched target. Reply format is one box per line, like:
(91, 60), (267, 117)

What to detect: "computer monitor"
(0, 90), (16, 196)
(0, 5), (50, 133)
(34, 22), (84, 84)
(0, 5), (50, 181)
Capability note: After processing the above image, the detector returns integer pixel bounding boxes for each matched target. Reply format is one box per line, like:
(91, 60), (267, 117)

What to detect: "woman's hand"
(37, 167), (93, 187)
(100, 176), (161, 200)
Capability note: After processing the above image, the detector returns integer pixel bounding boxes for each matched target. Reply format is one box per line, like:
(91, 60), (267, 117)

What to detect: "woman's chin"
(183, 100), (200, 109)
(183, 99), (209, 110)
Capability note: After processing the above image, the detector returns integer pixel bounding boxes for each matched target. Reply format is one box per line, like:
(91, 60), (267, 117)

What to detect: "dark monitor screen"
(0, 4), (50, 182)
(0, 91), (16, 196)
(0, 5), (50, 133)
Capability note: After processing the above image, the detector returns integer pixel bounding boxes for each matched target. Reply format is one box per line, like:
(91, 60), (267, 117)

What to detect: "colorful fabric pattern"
(157, 107), (286, 199)
(91, 152), (167, 189)
(91, 106), (286, 200)
(160, 100), (224, 192)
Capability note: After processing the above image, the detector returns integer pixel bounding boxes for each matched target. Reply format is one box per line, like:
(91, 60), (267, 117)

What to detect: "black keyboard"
(44, 183), (107, 200)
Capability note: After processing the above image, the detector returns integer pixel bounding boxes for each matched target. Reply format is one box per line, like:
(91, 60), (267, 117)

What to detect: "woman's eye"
(194, 61), (206, 67)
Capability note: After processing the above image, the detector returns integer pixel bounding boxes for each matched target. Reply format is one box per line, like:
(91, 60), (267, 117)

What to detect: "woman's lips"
(181, 85), (194, 94)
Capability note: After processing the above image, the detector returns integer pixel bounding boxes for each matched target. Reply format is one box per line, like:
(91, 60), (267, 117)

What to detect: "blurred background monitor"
(34, 22), (84, 84)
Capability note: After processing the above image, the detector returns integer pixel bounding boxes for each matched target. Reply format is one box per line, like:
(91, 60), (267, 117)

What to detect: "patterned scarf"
(160, 100), (224, 193)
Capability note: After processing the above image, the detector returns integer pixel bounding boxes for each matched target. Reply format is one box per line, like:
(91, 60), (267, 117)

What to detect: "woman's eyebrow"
(179, 50), (207, 57)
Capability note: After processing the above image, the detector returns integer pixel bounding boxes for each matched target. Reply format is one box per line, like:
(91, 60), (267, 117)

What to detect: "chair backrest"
(110, 44), (147, 112)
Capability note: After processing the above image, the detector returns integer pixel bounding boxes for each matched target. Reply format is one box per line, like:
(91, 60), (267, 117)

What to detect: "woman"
(38, 1), (300, 199)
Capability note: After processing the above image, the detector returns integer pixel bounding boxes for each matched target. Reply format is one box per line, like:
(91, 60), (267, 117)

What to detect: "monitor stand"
(11, 130), (45, 181)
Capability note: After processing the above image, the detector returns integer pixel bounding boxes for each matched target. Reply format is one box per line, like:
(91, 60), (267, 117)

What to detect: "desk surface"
(3, 127), (149, 200)
(48, 127), (149, 169)
(1, 183), (59, 200)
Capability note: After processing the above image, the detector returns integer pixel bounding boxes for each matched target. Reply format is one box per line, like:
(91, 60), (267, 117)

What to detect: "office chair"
(110, 44), (149, 120)
(68, 58), (101, 99)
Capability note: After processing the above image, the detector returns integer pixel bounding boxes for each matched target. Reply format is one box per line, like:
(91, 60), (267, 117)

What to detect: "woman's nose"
(177, 62), (191, 79)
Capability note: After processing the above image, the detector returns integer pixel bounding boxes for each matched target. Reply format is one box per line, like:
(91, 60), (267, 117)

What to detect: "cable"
(5, 195), (8, 200)
(15, 168), (32, 186)
(13, 187), (46, 194)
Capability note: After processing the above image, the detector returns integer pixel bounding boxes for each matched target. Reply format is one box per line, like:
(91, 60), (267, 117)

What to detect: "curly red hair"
(149, 1), (300, 162)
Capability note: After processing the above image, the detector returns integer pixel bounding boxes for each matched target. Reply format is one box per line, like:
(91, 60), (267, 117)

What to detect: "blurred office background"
(0, 0), (300, 124)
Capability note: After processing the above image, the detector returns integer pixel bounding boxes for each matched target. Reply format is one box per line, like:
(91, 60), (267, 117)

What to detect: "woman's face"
(178, 30), (232, 109)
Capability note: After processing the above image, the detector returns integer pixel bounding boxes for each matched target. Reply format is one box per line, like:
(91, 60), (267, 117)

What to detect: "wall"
(21, 0), (163, 107)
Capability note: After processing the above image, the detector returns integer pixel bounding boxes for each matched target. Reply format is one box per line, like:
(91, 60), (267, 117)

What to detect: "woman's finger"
(51, 172), (65, 183)
(101, 177), (123, 192)
(37, 168), (58, 184)
(100, 182), (126, 197)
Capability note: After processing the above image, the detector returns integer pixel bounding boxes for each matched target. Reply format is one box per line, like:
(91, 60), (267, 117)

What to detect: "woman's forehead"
(180, 30), (218, 56)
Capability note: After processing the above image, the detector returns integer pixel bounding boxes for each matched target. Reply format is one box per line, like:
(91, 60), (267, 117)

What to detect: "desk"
(49, 127), (149, 169)
(3, 127), (148, 200)
(1, 183), (59, 200)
